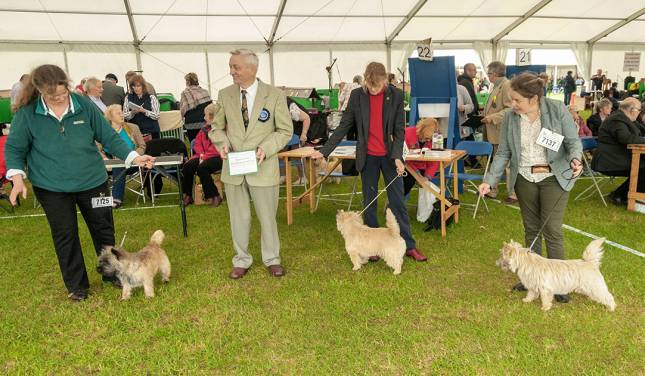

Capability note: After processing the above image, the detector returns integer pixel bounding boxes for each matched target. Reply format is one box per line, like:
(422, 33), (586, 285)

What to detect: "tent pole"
(269, 46), (275, 86)
(386, 42), (392, 72)
(62, 45), (70, 75)
(205, 49), (212, 94)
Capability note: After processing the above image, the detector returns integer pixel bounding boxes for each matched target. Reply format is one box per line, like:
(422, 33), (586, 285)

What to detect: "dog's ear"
(111, 248), (123, 260)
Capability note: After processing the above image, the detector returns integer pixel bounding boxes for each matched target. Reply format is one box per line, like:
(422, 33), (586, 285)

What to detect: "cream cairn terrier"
(336, 208), (406, 275)
(97, 230), (171, 300)
(496, 238), (616, 311)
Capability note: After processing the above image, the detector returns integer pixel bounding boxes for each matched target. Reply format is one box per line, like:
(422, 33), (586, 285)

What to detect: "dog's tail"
(150, 230), (165, 246)
(385, 208), (400, 237)
(582, 237), (605, 269)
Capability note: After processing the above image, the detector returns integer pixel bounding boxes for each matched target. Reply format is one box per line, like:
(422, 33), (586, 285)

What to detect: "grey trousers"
(514, 175), (569, 259)
(225, 181), (281, 268)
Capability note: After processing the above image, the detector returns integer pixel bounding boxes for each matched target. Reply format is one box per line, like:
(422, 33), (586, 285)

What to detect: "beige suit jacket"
(483, 77), (512, 145)
(209, 80), (293, 186)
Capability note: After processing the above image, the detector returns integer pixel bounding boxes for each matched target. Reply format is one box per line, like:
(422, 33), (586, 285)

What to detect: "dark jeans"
(33, 181), (115, 294)
(182, 157), (223, 199)
(600, 168), (645, 199)
(564, 91), (573, 106)
(514, 175), (568, 259)
(361, 155), (416, 249)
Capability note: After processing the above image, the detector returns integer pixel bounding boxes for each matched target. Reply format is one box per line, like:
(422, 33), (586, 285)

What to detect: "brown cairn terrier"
(97, 230), (171, 300)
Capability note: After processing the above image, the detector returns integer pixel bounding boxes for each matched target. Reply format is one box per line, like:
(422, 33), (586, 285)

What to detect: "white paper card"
(228, 151), (258, 175)
(91, 196), (113, 209)
(536, 128), (564, 152)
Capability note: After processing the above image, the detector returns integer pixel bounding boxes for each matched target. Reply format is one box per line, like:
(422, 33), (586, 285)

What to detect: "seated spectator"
(592, 98), (645, 206)
(123, 75), (161, 139)
(103, 105), (146, 208)
(587, 98), (612, 136)
(569, 107), (592, 137)
(181, 103), (223, 208)
(84, 77), (107, 113)
(179, 72), (212, 142)
(403, 118), (440, 197)
(74, 78), (87, 95)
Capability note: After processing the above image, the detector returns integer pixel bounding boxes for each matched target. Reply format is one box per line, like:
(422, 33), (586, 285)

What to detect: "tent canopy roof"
(0, 0), (643, 45)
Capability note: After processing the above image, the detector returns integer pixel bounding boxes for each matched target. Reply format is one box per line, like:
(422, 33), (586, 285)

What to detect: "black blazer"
(320, 85), (405, 172)
(593, 111), (645, 172)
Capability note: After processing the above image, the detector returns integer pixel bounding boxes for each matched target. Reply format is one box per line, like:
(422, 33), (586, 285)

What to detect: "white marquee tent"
(1, 0), (644, 97)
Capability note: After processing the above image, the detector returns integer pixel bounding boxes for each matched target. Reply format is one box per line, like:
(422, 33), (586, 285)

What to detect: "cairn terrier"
(496, 238), (616, 311)
(97, 230), (171, 300)
(336, 208), (406, 275)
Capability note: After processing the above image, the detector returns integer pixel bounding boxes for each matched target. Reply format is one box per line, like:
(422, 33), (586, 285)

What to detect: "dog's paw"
(541, 304), (552, 311)
(352, 266), (361, 271)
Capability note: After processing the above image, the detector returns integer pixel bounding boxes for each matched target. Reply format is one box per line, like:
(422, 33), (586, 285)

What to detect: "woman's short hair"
(204, 102), (220, 123)
(104, 104), (122, 124)
(352, 75), (362, 84)
(129, 75), (148, 95)
(510, 72), (546, 100)
(596, 98), (612, 111)
(185, 72), (199, 86)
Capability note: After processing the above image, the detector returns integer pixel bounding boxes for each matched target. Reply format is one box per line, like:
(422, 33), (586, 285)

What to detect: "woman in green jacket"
(5, 64), (154, 302)
(478, 72), (583, 303)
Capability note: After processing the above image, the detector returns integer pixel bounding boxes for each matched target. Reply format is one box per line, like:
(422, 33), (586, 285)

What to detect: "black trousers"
(182, 157), (223, 199)
(361, 155), (416, 249)
(33, 181), (115, 294)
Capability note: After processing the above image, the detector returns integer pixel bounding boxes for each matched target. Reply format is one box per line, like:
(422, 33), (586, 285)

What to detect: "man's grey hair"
(230, 49), (259, 68)
(352, 75), (362, 84)
(487, 61), (506, 77)
(619, 97), (640, 112)
(83, 77), (101, 92)
(597, 98), (612, 111)
(464, 63), (476, 71)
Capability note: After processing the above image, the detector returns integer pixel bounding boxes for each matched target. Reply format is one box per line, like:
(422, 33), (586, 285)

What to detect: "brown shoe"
(503, 196), (518, 205)
(268, 264), (284, 277)
(211, 195), (223, 208)
(228, 267), (247, 279)
(182, 194), (194, 206)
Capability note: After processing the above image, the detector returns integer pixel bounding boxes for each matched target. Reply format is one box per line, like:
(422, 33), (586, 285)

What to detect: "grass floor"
(0, 175), (643, 375)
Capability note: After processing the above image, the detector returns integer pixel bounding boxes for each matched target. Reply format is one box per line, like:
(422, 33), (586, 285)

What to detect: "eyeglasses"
(41, 88), (69, 101)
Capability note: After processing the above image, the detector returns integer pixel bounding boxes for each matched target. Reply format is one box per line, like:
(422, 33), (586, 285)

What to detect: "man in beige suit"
(209, 49), (292, 279)
(481, 61), (516, 203)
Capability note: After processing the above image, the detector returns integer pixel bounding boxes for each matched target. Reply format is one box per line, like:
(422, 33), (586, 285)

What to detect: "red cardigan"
(191, 127), (220, 160)
(404, 127), (439, 178)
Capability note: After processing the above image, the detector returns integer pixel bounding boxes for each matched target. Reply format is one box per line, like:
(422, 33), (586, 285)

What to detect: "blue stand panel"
(408, 56), (463, 192)
(506, 65), (546, 78)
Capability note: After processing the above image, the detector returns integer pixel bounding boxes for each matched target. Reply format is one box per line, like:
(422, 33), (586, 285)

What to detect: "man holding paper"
(209, 49), (292, 279)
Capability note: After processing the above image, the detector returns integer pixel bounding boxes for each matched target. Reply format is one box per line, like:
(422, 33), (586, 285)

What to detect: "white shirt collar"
(240, 79), (258, 97)
(40, 94), (73, 121)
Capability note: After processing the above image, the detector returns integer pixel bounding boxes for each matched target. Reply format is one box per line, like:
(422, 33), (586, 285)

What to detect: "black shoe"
(68, 290), (88, 302)
(102, 276), (122, 289)
(512, 282), (528, 292)
(555, 294), (570, 303)
(608, 193), (626, 206)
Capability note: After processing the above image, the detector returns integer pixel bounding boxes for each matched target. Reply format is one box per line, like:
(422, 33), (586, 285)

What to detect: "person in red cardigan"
(403, 118), (440, 196)
(181, 103), (224, 208)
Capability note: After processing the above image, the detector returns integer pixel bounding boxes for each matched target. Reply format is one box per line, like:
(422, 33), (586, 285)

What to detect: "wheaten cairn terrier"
(496, 238), (616, 311)
(97, 230), (171, 300)
(336, 208), (406, 275)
